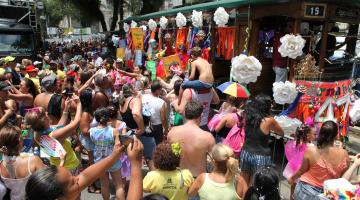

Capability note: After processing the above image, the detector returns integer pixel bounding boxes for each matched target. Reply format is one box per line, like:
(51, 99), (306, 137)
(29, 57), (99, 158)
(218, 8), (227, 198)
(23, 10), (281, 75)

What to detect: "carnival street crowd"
(0, 40), (359, 200)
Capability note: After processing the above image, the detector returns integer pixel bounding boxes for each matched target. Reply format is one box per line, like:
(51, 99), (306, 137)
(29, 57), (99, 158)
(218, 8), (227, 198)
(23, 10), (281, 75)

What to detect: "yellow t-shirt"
(49, 133), (80, 170)
(56, 70), (66, 81)
(143, 169), (194, 200)
(0, 68), (4, 75)
(28, 76), (41, 93)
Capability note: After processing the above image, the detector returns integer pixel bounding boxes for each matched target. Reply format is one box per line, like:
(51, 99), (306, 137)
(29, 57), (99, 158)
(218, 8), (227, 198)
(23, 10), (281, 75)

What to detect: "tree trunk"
(100, 13), (108, 32)
(119, 0), (124, 22)
(110, 0), (119, 31)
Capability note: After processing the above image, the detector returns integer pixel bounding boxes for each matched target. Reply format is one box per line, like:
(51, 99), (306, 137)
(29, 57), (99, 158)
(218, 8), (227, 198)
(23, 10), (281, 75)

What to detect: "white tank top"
(142, 94), (165, 125)
(190, 89), (213, 126)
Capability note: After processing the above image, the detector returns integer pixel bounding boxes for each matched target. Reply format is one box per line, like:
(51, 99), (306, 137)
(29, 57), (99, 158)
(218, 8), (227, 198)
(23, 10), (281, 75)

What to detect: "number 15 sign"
(303, 3), (327, 18)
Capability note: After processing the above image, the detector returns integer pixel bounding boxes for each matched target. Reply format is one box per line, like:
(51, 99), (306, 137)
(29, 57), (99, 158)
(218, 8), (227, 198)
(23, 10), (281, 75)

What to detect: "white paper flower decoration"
(230, 54), (262, 84)
(214, 7), (229, 27)
(272, 81), (298, 105)
(123, 23), (130, 33)
(176, 12), (187, 28)
(148, 19), (157, 32)
(160, 16), (168, 29)
(191, 10), (203, 28)
(274, 116), (302, 136)
(131, 20), (137, 28)
(278, 34), (306, 59)
(140, 25), (147, 32)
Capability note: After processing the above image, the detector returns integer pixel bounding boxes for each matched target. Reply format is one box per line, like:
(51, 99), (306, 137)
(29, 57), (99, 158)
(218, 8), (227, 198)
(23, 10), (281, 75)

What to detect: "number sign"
(304, 3), (326, 18)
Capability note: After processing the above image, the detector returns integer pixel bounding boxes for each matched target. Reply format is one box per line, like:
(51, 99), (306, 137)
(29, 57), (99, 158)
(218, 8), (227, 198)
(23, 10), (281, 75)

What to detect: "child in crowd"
(143, 142), (194, 200)
(283, 123), (315, 200)
(90, 107), (125, 200)
(178, 46), (214, 105)
(244, 165), (281, 200)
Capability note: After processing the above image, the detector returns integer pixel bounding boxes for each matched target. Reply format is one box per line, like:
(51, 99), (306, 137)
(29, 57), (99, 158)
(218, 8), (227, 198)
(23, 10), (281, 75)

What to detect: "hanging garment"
(176, 28), (188, 51)
(217, 27), (227, 57)
(225, 27), (236, 60)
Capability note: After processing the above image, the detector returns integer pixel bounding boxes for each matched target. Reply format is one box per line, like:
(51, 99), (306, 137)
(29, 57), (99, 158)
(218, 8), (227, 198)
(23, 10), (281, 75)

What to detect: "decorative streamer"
(280, 92), (304, 116)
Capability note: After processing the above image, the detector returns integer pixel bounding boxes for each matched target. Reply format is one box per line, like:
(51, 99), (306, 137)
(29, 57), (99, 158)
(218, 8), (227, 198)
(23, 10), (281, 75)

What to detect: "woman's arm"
(118, 70), (140, 79)
(270, 118), (284, 136)
(236, 175), (248, 199)
(57, 98), (71, 126)
(77, 72), (97, 94)
(342, 154), (360, 183)
(214, 116), (228, 133)
(79, 113), (91, 137)
(52, 97), (82, 143)
(187, 173), (205, 197)
(8, 90), (33, 102)
(132, 97), (145, 135)
(127, 137), (144, 200)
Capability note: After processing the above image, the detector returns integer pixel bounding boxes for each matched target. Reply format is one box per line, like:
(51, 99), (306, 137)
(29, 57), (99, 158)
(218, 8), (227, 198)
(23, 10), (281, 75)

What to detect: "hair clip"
(25, 107), (41, 113)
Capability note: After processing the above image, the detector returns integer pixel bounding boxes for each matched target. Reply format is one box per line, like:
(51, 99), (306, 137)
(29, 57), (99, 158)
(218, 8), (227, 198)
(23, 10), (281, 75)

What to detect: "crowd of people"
(0, 40), (358, 200)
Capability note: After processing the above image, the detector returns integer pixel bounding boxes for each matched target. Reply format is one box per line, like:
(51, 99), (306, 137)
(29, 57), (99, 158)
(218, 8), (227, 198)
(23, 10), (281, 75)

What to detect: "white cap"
(33, 61), (42, 65)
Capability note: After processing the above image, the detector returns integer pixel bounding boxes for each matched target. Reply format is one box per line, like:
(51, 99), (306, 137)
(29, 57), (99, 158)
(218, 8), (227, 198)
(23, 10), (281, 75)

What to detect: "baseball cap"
(33, 61), (42, 66)
(41, 73), (57, 89)
(0, 81), (12, 91)
(26, 65), (38, 73)
(4, 56), (15, 63)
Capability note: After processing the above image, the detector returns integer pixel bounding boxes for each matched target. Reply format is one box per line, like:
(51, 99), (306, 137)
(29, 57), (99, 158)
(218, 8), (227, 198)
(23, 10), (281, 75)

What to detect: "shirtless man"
(168, 101), (215, 177)
(34, 73), (65, 125)
(178, 46), (214, 105)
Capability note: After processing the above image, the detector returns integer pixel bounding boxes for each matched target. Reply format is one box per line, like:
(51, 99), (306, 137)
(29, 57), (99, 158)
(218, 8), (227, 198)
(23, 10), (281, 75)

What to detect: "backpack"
(223, 113), (245, 157)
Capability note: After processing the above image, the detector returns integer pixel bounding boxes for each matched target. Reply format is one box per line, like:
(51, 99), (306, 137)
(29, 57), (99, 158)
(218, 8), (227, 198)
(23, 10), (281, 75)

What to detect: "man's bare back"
(192, 58), (214, 84)
(168, 123), (215, 177)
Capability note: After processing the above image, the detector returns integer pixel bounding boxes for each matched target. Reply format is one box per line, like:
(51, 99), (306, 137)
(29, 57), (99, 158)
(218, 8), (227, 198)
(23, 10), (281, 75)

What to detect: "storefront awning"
(123, 0), (360, 22)
(123, 0), (291, 22)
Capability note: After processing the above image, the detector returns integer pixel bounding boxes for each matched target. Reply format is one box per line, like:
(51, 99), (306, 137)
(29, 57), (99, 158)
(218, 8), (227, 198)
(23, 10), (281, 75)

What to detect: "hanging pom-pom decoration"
(131, 20), (137, 28)
(148, 19), (157, 32)
(123, 23), (130, 33)
(140, 25), (147, 32)
(176, 12), (187, 28)
(191, 10), (203, 28)
(278, 34), (306, 59)
(160, 16), (168, 30)
(214, 7), (229, 27)
(230, 54), (262, 84)
(272, 81), (298, 105)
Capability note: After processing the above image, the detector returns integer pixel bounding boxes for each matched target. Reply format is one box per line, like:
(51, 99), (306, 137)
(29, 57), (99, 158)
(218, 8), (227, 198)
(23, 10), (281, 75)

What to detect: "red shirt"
(272, 32), (287, 68)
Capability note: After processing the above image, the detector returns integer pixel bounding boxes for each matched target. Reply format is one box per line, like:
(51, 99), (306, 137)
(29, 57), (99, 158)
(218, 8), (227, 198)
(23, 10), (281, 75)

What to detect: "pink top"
(300, 156), (349, 188)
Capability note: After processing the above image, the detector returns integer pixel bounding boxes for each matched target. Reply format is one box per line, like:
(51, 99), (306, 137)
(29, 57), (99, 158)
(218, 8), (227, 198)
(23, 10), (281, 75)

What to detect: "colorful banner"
(116, 48), (125, 59)
(131, 28), (144, 50)
(295, 80), (351, 103)
(162, 55), (181, 67)
(39, 135), (65, 158)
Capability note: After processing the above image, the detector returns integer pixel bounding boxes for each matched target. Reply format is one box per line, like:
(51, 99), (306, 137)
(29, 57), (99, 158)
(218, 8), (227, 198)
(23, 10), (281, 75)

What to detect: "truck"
(0, 0), (39, 60)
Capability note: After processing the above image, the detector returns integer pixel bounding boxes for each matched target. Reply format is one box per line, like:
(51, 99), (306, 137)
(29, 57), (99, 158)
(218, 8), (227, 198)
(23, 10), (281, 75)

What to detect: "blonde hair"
(211, 144), (239, 182)
(22, 59), (32, 67)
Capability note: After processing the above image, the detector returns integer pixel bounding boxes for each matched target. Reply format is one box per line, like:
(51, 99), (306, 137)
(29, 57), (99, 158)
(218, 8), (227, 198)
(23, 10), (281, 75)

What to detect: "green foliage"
(43, 0), (78, 26)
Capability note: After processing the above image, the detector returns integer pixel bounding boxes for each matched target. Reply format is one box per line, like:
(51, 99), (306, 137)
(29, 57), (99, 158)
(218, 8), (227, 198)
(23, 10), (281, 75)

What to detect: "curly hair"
(153, 142), (180, 171)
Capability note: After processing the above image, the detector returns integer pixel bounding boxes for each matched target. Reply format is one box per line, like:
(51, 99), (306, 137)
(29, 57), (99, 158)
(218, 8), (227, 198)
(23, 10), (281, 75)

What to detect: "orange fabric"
(176, 28), (188, 51)
(202, 48), (210, 61)
(150, 31), (155, 39)
(300, 156), (349, 188)
(225, 27), (236, 60)
(217, 27), (227, 57)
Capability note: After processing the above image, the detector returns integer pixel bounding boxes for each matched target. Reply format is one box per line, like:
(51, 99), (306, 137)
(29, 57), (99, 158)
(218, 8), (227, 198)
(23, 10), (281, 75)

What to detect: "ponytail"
(225, 157), (239, 182)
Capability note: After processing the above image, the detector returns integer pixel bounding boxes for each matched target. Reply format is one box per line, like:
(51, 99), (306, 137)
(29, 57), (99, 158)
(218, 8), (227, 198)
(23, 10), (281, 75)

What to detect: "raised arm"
(343, 154), (360, 184)
(77, 72), (97, 94)
(270, 117), (284, 136)
(211, 88), (220, 105)
(52, 97), (82, 143)
(127, 137), (144, 200)
(160, 102), (168, 136)
(173, 89), (191, 114)
(118, 69), (140, 79)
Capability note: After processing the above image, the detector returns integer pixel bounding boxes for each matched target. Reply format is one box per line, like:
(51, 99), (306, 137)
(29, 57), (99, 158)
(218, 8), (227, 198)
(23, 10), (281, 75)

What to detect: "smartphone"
(119, 135), (134, 147)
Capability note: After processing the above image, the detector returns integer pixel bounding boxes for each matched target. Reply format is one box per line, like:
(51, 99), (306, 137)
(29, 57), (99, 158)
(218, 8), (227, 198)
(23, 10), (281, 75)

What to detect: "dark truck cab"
(0, 18), (36, 61)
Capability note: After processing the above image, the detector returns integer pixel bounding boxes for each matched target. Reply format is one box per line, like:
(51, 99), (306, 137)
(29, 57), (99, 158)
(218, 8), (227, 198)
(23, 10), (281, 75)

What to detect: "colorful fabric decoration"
(280, 92), (304, 116)
(131, 20), (137, 28)
(160, 16), (168, 30)
(146, 61), (157, 80)
(176, 12), (187, 28)
(216, 81), (250, 98)
(191, 10), (203, 28)
(273, 81), (298, 105)
(230, 54), (262, 84)
(123, 23), (130, 33)
(324, 178), (357, 200)
(148, 19), (157, 32)
(283, 140), (307, 179)
(176, 28), (188, 50)
(278, 34), (306, 59)
(214, 7), (229, 27)
(217, 27), (236, 60)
